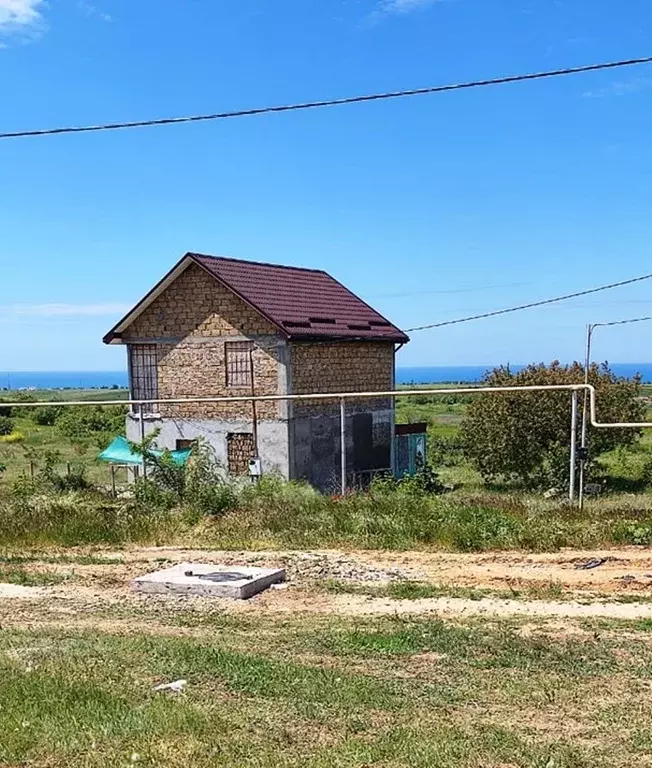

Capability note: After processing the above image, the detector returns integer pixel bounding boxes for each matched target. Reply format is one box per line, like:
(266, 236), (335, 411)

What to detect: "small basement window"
(225, 341), (253, 388)
(129, 344), (158, 415)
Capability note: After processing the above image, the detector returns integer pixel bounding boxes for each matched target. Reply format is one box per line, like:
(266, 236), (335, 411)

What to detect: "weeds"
(0, 565), (74, 586)
(4, 472), (652, 550)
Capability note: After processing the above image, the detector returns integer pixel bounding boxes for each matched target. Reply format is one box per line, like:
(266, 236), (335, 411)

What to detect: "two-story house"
(103, 252), (409, 491)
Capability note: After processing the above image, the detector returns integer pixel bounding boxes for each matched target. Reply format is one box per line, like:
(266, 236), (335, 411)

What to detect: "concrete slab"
(131, 562), (286, 599)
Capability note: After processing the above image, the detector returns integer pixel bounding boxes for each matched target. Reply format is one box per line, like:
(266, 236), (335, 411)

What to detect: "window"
(225, 341), (253, 388)
(129, 344), (158, 414)
(227, 433), (255, 474)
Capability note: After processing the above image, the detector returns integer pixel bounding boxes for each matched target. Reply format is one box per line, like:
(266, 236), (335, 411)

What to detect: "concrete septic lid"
(131, 562), (286, 600)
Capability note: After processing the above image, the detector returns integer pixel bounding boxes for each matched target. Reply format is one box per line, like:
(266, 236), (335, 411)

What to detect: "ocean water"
(2, 364), (652, 391)
(0, 371), (129, 390)
(396, 364), (652, 384)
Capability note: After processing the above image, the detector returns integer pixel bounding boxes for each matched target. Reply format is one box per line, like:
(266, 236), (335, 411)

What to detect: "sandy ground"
(2, 546), (652, 631)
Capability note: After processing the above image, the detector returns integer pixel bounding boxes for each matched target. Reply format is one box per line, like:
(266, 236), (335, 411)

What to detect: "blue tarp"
(98, 436), (192, 466)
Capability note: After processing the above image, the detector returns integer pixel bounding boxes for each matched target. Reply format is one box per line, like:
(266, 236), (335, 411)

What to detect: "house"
(103, 252), (409, 491)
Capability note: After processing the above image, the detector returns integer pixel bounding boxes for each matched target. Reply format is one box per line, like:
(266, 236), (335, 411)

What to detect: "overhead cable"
(405, 273), (652, 332)
(1, 56), (652, 140)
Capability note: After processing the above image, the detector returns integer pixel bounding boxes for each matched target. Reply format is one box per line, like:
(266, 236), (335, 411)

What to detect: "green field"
(0, 389), (129, 487)
(3, 611), (652, 767)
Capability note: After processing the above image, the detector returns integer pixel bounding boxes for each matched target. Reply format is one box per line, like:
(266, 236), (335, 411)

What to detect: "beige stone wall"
(125, 262), (278, 339)
(123, 262), (282, 419)
(290, 342), (394, 414)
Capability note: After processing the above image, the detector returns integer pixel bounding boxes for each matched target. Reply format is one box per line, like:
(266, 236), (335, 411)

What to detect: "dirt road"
(2, 546), (652, 631)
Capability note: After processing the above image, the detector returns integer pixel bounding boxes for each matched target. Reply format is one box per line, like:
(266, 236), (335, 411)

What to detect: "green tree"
(0, 416), (14, 436)
(460, 361), (643, 489)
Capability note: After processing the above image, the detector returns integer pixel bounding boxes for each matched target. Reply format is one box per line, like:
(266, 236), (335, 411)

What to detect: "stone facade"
(290, 341), (394, 414)
(123, 263), (283, 420)
(226, 433), (256, 474)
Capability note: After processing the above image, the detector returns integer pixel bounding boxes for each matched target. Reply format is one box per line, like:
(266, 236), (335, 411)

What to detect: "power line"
(405, 273), (652, 333)
(591, 315), (652, 328)
(2, 56), (652, 140)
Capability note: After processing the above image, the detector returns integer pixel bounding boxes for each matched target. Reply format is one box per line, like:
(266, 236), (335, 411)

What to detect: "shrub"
(31, 405), (61, 426)
(12, 450), (93, 494)
(130, 435), (238, 519)
(0, 416), (15, 436)
(460, 362), (643, 489)
(56, 405), (126, 440)
(0, 400), (12, 418)
(429, 434), (465, 467)
(0, 431), (24, 444)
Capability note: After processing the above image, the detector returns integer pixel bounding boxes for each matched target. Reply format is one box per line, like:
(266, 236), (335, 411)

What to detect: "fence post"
(569, 390), (578, 503)
(139, 405), (147, 480)
(110, 464), (117, 497)
(340, 397), (346, 495)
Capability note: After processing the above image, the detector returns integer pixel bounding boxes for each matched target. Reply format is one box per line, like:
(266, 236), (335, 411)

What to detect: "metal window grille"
(225, 341), (253, 388)
(129, 344), (158, 414)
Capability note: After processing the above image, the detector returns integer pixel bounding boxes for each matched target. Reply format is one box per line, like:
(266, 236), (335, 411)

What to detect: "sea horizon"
(2, 363), (652, 390)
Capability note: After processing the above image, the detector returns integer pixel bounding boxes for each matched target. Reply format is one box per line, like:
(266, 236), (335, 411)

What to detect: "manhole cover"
(197, 571), (253, 583)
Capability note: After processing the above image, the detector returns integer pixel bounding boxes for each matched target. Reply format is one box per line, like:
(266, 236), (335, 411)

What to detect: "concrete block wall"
(126, 415), (290, 478)
(287, 341), (396, 490)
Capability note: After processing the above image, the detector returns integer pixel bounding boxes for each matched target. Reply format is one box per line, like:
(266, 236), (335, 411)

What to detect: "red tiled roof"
(103, 253), (409, 345)
(190, 253), (409, 343)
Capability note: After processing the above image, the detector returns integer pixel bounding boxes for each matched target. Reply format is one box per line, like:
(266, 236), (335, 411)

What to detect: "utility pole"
(579, 316), (652, 510)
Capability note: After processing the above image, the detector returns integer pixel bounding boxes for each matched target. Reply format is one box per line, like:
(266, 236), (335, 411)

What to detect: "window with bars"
(129, 344), (158, 414)
(225, 341), (253, 388)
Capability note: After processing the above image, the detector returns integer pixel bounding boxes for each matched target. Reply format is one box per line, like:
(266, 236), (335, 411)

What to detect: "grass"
(0, 564), (74, 586)
(323, 578), (581, 603)
(4, 477), (652, 551)
(2, 613), (652, 766)
(0, 552), (124, 566)
(0, 388), (129, 487)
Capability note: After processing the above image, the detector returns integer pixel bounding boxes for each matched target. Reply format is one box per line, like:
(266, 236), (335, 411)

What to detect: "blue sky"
(1, 0), (652, 371)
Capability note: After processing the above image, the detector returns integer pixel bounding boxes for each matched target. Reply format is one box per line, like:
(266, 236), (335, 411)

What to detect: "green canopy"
(98, 436), (192, 466)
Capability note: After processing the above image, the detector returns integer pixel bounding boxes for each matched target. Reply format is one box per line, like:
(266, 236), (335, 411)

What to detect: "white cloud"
(0, 0), (44, 38)
(365, 0), (446, 24)
(378, 0), (440, 12)
(77, 1), (112, 22)
(3, 303), (131, 318)
(583, 78), (652, 99)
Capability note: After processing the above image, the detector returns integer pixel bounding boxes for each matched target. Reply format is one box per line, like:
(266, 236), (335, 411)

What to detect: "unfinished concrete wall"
(288, 341), (395, 491)
(126, 415), (290, 478)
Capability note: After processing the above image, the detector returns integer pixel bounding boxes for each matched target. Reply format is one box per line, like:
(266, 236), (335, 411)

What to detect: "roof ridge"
(188, 252), (327, 275)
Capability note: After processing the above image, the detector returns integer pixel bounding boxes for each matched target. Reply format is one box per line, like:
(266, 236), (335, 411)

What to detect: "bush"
(56, 405), (126, 439)
(131, 435), (238, 519)
(0, 416), (15, 436)
(460, 362), (643, 490)
(0, 431), (24, 444)
(31, 406), (61, 426)
(429, 435), (465, 467)
(0, 400), (12, 418)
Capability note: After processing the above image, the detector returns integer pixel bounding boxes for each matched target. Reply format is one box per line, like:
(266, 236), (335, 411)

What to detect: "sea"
(2, 364), (652, 390)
